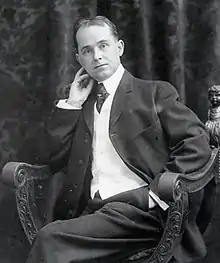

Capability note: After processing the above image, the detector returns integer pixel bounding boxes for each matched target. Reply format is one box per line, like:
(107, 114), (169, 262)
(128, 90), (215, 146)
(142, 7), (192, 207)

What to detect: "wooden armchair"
(1, 84), (220, 263)
(0, 146), (219, 263)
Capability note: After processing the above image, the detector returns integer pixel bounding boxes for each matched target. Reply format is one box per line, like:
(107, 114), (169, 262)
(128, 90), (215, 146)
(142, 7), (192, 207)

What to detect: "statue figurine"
(205, 85), (220, 146)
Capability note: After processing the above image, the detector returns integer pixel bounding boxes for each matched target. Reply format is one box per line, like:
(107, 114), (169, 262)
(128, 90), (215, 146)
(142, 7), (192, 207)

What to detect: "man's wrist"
(66, 98), (83, 109)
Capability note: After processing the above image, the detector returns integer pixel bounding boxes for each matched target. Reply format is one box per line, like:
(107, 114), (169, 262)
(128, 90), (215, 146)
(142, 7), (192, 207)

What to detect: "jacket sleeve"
(149, 81), (212, 195)
(45, 106), (82, 173)
(24, 105), (81, 174)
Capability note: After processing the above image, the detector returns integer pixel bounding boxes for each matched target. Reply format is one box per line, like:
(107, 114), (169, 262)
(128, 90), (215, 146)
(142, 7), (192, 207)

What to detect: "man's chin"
(92, 72), (111, 82)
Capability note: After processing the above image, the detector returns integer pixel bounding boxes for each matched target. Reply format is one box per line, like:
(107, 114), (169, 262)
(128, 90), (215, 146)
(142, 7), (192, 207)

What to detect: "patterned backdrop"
(0, 0), (220, 262)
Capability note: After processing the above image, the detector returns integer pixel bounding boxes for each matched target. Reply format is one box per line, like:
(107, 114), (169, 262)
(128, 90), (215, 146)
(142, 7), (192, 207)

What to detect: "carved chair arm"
(158, 147), (219, 202)
(1, 162), (52, 244)
(1, 162), (51, 188)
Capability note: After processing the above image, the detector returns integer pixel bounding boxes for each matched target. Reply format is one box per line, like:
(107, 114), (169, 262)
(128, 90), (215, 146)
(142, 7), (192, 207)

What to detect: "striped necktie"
(96, 83), (109, 113)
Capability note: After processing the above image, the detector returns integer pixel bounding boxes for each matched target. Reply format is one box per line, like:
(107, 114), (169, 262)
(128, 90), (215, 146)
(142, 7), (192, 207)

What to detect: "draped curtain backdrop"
(0, 0), (220, 263)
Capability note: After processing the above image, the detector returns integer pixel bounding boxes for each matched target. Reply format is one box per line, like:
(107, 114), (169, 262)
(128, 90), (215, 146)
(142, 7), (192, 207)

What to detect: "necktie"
(96, 83), (109, 113)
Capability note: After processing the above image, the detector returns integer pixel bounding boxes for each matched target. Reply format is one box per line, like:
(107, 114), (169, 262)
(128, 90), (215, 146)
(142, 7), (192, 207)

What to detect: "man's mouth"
(94, 64), (107, 69)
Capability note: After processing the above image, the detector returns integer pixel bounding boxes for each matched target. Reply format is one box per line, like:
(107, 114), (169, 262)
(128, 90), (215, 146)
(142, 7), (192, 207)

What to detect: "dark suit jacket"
(40, 70), (211, 263)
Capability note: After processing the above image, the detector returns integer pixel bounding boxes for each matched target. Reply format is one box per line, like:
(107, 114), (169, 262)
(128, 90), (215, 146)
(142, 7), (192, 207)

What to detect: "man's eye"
(83, 49), (91, 55)
(100, 43), (108, 49)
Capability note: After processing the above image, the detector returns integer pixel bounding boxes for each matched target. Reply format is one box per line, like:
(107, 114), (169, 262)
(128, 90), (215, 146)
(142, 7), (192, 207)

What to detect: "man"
(26, 16), (211, 263)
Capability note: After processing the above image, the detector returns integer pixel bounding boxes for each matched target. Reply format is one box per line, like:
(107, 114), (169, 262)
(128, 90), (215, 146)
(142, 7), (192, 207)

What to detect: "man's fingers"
(75, 67), (85, 78)
(86, 78), (95, 92)
(75, 74), (90, 84)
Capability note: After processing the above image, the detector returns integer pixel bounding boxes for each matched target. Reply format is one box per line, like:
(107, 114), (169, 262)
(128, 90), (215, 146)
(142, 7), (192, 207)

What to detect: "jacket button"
(78, 159), (84, 165)
(84, 133), (89, 143)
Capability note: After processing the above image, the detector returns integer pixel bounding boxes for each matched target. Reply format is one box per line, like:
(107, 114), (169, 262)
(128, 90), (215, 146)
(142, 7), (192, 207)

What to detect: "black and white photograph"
(0, 1), (220, 263)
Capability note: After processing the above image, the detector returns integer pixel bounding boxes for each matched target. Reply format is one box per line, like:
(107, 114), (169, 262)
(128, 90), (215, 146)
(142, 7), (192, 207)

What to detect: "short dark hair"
(73, 16), (119, 52)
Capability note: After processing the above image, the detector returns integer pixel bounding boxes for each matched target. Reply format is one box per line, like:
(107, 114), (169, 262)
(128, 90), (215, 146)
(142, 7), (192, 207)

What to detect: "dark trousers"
(26, 186), (163, 263)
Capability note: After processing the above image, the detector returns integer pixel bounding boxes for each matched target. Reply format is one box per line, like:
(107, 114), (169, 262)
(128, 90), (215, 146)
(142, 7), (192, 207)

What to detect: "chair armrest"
(1, 162), (52, 244)
(1, 162), (50, 188)
(158, 147), (219, 202)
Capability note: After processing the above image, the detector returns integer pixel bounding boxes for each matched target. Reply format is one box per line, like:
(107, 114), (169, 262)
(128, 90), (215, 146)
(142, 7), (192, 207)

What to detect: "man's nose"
(93, 48), (102, 60)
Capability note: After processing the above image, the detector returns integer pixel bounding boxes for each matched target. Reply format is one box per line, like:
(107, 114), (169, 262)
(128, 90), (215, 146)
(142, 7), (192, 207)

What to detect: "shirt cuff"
(56, 99), (82, 110)
(149, 190), (169, 211)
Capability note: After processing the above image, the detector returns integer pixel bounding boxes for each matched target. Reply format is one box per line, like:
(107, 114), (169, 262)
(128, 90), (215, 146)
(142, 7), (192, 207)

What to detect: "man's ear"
(76, 54), (81, 65)
(117, 40), (124, 57)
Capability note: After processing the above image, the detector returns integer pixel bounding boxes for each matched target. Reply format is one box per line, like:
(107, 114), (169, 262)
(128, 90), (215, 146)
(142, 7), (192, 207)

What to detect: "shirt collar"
(100, 64), (125, 95)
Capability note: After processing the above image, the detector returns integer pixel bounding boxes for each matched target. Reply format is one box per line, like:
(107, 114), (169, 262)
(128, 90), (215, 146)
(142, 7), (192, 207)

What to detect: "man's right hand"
(67, 67), (94, 108)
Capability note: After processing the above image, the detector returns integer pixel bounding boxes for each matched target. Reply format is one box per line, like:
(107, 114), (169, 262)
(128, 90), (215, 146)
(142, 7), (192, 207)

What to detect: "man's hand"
(67, 67), (95, 108)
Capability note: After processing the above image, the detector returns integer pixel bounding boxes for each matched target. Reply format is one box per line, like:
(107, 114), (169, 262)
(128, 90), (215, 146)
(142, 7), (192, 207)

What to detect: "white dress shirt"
(91, 64), (148, 199)
(57, 64), (168, 210)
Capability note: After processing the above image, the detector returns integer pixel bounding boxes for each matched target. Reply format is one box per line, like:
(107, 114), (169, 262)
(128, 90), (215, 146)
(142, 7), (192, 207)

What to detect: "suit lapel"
(82, 71), (134, 135)
(82, 91), (96, 136)
(109, 70), (133, 130)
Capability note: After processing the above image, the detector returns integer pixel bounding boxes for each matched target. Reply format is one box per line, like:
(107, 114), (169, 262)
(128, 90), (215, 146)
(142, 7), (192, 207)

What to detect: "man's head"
(74, 16), (124, 82)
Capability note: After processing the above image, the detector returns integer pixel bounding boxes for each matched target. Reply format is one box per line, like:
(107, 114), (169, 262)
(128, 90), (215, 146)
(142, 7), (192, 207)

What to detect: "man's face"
(76, 24), (124, 82)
